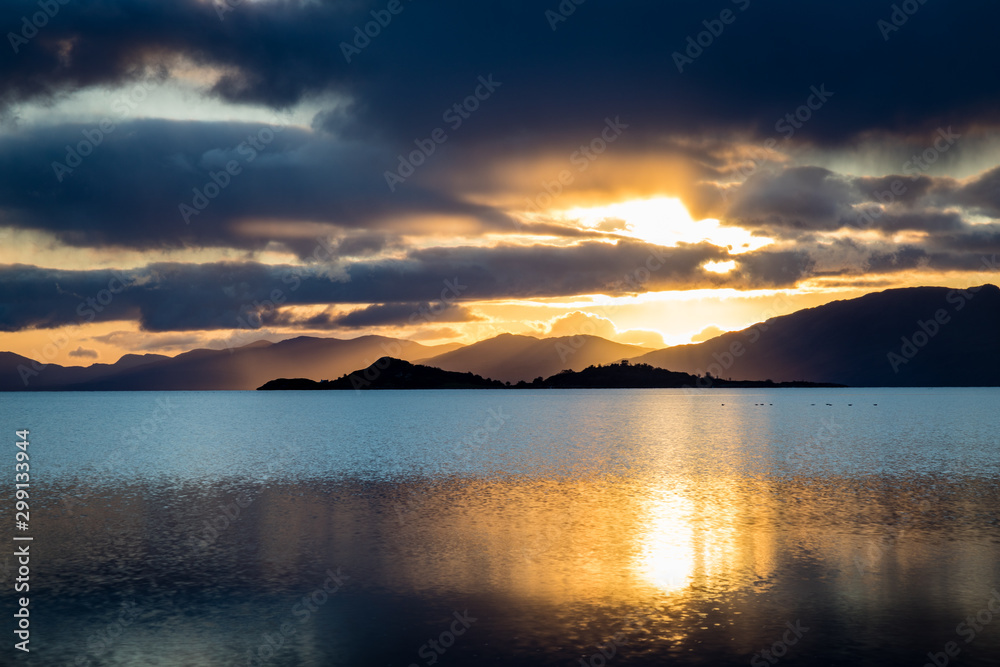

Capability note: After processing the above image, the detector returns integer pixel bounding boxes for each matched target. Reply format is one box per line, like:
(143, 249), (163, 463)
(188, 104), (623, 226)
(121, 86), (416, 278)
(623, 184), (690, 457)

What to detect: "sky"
(1, 0), (998, 365)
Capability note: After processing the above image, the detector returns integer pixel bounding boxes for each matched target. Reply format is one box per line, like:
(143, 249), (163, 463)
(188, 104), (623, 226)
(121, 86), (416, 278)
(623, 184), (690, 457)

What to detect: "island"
(257, 358), (845, 390)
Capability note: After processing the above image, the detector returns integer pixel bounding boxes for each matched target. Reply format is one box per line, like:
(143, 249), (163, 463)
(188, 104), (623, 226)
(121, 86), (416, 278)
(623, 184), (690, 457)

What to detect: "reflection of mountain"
(631, 284), (1000, 386)
(0, 336), (458, 391)
(417, 333), (654, 383)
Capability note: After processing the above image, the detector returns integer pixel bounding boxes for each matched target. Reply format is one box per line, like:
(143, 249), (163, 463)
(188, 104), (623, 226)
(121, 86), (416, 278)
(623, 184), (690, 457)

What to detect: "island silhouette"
(257, 358), (844, 390)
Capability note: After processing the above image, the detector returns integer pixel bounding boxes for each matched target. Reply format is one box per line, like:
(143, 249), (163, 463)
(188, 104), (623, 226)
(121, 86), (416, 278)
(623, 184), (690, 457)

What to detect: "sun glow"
(560, 197), (772, 253)
(636, 487), (695, 592)
(703, 260), (737, 274)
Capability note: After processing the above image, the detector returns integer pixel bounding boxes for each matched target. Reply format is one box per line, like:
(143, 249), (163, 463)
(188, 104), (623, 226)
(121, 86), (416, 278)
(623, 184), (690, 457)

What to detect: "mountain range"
(2, 284), (997, 390)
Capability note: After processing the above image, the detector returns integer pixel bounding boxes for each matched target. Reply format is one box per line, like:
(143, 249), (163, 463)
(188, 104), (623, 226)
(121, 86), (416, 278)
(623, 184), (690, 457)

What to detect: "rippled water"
(1, 389), (998, 666)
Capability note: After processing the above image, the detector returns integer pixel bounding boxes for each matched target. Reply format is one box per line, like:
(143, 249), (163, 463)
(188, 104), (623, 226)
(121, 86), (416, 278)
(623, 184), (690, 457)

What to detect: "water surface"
(1, 389), (998, 666)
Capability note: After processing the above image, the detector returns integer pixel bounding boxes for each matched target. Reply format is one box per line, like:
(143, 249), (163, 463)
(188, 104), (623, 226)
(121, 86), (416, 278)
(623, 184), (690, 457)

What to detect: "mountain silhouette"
(2, 284), (997, 390)
(417, 333), (653, 383)
(1, 336), (458, 391)
(630, 284), (1000, 386)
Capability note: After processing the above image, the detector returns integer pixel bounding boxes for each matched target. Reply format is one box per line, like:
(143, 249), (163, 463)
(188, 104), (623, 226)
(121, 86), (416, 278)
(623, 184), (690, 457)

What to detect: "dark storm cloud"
(0, 119), (519, 250)
(264, 301), (483, 329)
(2, 1), (998, 255)
(726, 166), (998, 237)
(925, 230), (1000, 255)
(854, 174), (936, 206)
(0, 240), (815, 332)
(949, 166), (1000, 217)
(862, 246), (997, 274)
(727, 167), (857, 231)
(3, 0), (1000, 146)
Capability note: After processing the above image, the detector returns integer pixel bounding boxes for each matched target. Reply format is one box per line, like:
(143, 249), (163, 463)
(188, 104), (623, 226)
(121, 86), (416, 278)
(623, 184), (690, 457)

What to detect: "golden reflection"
(33, 473), (1000, 659)
(635, 485), (696, 592)
(634, 477), (745, 595)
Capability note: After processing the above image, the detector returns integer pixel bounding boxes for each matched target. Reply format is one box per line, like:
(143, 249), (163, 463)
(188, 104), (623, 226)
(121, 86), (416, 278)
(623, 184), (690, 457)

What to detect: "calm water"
(1, 389), (998, 666)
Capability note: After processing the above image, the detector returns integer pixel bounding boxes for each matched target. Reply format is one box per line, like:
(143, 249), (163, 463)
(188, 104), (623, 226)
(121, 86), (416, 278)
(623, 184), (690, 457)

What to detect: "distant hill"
(630, 284), (1000, 386)
(1, 336), (458, 391)
(4, 284), (998, 390)
(258, 357), (506, 390)
(418, 333), (653, 383)
(0, 351), (170, 391)
(259, 358), (843, 390)
(529, 361), (843, 389)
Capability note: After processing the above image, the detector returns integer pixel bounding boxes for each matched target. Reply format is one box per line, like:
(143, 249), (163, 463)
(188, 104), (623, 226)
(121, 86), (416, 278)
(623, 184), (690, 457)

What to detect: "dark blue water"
(1, 388), (998, 666)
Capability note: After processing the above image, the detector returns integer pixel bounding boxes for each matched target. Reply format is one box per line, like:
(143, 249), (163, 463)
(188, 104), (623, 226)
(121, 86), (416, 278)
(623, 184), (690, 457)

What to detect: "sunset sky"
(1, 0), (998, 365)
